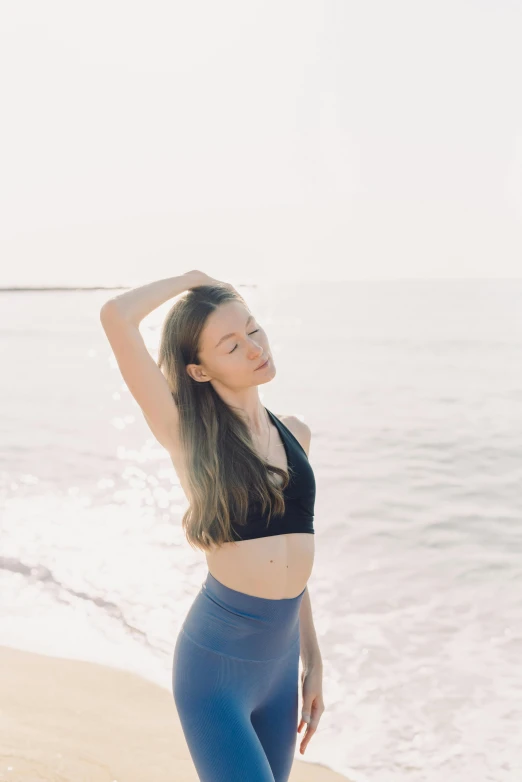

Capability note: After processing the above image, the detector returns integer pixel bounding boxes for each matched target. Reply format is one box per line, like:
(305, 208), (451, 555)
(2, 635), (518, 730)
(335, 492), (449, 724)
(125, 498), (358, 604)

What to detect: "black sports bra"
(230, 408), (316, 542)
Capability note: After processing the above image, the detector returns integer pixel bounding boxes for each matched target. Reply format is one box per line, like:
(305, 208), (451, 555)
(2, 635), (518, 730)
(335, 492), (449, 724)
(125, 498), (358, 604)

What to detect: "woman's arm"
(286, 417), (320, 668)
(299, 586), (323, 671)
(101, 270), (200, 326)
(298, 585), (325, 754)
(99, 271), (201, 450)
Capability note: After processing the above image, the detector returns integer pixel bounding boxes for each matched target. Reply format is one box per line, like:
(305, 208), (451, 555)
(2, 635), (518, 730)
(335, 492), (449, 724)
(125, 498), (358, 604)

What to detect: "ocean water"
(1, 279), (521, 782)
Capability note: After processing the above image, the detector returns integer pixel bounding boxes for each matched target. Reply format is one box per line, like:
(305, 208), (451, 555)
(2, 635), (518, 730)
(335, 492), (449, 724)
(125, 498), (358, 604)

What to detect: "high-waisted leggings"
(172, 571), (305, 782)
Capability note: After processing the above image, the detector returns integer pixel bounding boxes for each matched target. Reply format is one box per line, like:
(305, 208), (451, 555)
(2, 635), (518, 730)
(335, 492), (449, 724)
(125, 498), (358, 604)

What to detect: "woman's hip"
(179, 570), (304, 662)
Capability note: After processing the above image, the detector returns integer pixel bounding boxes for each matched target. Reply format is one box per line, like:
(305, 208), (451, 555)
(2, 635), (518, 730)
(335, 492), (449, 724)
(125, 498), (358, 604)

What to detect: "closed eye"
(229, 329), (259, 353)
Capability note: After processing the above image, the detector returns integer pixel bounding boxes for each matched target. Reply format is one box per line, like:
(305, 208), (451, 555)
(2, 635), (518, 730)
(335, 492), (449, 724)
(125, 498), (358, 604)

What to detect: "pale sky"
(1, 0), (522, 286)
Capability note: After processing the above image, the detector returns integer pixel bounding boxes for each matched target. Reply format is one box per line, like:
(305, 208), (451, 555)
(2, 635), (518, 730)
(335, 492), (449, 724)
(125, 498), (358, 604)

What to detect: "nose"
(248, 336), (263, 358)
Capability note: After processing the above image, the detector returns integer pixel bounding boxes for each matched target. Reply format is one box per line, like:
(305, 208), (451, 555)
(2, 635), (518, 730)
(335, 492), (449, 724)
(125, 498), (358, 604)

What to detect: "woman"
(100, 269), (325, 782)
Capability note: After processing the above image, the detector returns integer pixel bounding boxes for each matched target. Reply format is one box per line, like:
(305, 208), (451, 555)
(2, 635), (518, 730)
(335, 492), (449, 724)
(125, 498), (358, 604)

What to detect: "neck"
(246, 404), (268, 436)
(211, 386), (269, 434)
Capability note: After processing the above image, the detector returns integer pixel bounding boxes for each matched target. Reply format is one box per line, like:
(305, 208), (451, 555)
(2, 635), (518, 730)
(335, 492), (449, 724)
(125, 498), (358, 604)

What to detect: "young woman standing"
(100, 270), (324, 781)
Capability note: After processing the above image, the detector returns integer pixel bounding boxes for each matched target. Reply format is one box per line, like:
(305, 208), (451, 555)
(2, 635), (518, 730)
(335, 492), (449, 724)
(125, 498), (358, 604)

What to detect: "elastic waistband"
(203, 571), (306, 614)
(180, 571), (305, 661)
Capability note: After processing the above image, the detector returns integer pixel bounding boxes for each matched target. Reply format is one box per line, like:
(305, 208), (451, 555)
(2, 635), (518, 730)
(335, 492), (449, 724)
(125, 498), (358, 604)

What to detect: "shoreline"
(0, 643), (351, 781)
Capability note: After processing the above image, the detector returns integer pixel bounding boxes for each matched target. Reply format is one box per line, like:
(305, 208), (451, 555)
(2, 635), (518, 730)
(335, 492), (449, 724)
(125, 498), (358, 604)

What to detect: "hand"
(297, 666), (325, 755)
(184, 270), (236, 293)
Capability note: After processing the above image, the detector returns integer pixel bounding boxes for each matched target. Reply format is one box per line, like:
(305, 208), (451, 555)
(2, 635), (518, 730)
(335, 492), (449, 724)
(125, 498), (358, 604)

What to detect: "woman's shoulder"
(275, 414), (312, 457)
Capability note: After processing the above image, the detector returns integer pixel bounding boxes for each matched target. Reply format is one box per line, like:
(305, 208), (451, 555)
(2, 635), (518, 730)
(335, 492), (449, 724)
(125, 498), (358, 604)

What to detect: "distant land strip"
(0, 284), (256, 292)
(0, 286), (129, 292)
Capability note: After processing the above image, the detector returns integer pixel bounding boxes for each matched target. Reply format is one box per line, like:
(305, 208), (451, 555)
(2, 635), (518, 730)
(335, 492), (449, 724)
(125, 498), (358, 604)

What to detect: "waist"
(205, 531), (315, 598)
(181, 571), (305, 661)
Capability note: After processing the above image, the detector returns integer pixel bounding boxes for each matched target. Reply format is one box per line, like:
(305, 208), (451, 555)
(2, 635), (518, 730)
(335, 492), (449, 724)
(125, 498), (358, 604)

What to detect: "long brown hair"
(157, 284), (291, 552)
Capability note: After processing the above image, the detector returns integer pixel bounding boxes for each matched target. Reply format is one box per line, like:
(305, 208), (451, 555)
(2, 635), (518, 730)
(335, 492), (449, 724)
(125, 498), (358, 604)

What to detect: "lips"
(255, 357), (269, 370)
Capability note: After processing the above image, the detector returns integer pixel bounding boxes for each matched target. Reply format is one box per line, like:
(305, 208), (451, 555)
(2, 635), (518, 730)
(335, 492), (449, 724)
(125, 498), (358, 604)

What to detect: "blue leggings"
(172, 571), (305, 782)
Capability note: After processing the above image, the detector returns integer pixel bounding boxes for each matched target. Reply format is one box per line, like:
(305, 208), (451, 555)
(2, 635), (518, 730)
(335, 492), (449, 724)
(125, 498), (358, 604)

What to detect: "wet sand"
(0, 644), (351, 781)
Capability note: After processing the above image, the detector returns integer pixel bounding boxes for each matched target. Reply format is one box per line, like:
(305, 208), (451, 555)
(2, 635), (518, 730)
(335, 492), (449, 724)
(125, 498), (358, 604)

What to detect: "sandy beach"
(0, 644), (351, 781)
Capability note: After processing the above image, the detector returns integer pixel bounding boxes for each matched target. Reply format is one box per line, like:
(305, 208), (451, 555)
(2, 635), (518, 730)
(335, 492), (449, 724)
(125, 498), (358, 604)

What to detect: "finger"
(299, 725), (317, 754)
(299, 712), (322, 751)
(297, 712), (311, 733)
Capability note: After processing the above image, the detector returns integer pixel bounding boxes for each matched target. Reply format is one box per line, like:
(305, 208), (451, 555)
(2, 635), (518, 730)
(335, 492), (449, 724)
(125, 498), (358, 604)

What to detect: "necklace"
(264, 407), (271, 461)
(253, 407), (271, 461)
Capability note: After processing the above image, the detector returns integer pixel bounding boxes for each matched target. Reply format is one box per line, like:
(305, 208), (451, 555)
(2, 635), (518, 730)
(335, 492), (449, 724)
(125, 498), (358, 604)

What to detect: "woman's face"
(188, 300), (276, 389)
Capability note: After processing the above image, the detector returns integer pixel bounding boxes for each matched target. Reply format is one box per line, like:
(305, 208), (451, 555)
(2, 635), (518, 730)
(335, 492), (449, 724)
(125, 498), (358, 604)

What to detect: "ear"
(186, 363), (211, 383)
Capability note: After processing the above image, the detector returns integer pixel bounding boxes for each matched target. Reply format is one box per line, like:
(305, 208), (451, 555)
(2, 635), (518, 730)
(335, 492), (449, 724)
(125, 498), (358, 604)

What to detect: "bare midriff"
(204, 533), (314, 599)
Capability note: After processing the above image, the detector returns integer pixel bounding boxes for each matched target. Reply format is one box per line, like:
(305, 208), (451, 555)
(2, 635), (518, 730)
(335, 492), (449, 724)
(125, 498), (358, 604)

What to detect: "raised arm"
(99, 271), (200, 452)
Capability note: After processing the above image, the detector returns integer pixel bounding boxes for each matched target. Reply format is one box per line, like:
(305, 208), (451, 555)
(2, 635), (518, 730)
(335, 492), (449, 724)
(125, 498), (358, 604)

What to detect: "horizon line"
(0, 276), (521, 293)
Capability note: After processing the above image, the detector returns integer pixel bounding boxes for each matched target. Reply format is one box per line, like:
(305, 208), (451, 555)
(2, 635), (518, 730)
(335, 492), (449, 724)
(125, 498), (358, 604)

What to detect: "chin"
(254, 364), (276, 385)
